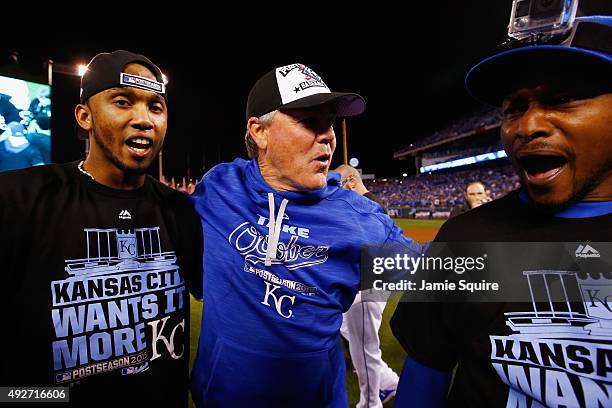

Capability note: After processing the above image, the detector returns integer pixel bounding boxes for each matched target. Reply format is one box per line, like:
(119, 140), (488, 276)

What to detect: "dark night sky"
(1, 2), (513, 179)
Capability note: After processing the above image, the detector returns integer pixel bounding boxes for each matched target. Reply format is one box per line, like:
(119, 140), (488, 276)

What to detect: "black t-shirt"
(391, 190), (612, 408)
(0, 162), (203, 407)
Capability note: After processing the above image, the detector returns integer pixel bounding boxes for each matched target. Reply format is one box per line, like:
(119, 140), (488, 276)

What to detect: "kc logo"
(261, 282), (296, 319)
(148, 316), (185, 361)
(117, 231), (137, 259)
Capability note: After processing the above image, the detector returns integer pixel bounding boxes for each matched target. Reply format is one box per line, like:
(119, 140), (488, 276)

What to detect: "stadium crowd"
(399, 108), (502, 153)
(162, 163), (520, 210)
(365, 164), (520, 208)
(420, 140), (502, 161)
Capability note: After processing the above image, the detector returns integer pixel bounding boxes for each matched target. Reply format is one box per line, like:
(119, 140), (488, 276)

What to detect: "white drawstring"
(265, 192), (288, 266)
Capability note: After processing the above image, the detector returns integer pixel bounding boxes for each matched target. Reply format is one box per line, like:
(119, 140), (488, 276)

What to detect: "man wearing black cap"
(0, 50), (202, 407)
(391, 3), (612, 407)
(188, 63), (422, 407)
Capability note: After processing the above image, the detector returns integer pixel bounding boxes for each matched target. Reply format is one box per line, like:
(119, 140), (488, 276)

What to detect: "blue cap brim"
(465, 45), (612, 106)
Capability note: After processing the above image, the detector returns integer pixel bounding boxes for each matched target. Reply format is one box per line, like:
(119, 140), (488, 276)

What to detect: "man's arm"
(390, 270), (459, 407)
(394, 356), (451, 408)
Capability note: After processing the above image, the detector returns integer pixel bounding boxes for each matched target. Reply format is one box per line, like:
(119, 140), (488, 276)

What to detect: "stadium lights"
(77, 65), (88, 77)
(419, 150), (508, 174)
(402, 173), (407, 177)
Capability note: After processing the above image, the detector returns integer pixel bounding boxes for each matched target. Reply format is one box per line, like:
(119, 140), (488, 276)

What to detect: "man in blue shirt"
(189, 63), (422, 407)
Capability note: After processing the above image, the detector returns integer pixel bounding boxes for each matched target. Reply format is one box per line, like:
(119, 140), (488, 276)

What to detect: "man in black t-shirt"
(391, 7), (612, 408)
(0, 50), (202, 407)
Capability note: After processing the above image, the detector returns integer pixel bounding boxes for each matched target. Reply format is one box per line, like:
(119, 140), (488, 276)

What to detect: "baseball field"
(188, 218), (446, 407)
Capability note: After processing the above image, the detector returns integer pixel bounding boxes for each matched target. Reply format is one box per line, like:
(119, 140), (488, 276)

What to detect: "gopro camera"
(508, 0), (579, 41)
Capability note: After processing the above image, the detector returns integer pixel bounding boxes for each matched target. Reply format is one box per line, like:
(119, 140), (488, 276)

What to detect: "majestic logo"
(575, 244), (600, 258)
(119, 210), (132, 220)
(490, 270), (611, 407)
(261, 282), (295, 319)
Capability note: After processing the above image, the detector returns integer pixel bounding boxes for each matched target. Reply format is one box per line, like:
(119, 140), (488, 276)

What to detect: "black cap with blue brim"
(465, 14), (612, 107)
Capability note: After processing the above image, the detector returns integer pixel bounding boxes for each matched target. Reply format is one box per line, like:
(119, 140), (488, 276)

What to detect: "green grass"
(189, 296), (202, 408)
(345, 294), (406, 407)
(394, 218), (446, 229)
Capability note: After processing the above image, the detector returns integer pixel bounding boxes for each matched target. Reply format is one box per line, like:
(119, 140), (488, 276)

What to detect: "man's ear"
(247, 116), (268, 152)
(75, 103), (93, 132)
(347, 178), (357, 191)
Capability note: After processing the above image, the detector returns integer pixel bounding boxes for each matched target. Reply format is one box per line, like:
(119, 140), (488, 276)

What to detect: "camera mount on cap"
(507, 0), (579, 44)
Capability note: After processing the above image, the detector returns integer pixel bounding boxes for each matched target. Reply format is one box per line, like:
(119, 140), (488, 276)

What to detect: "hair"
(244, 110), (277, 159)
(466, 181), (486, 192)
(334, 164), (361, 182)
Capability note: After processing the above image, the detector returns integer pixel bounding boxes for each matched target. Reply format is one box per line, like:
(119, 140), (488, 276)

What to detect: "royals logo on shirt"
(490, 269), (611, 407)
(50, 227), (187, 384)
(228, 211), (327, 318)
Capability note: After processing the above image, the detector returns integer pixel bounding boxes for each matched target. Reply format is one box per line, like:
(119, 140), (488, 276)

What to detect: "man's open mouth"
(125, 137), (153, 155)
(517, 152), (568, 185)
(314, 153), (331, 165)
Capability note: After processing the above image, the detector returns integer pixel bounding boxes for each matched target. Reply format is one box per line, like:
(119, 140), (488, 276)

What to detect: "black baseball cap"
(246, 63), (366, 120)
(465, 16), (612, 106)
(79, 49), (166, 104)
(77, 50), (167, 139)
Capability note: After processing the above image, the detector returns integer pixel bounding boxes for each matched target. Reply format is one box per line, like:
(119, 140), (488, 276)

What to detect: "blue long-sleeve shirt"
(189, 158), (422, 407)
